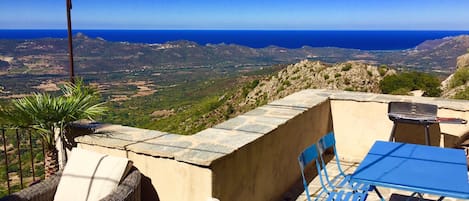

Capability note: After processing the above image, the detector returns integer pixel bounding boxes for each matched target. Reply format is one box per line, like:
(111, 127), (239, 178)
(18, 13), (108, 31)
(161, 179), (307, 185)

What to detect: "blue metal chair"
(298, 143), (368, 201)
(316, 132), (370, 192)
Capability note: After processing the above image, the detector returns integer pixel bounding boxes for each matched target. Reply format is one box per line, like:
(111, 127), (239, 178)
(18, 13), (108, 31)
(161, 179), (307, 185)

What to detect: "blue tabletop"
(351, 141), (469, 199)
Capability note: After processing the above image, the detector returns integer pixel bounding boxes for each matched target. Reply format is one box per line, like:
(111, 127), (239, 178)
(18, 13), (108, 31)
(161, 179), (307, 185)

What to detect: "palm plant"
(0, 80), (106, 178)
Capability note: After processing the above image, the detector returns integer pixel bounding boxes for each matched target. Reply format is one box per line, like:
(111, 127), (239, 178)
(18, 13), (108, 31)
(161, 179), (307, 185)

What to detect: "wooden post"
(66, 0), (75, 83)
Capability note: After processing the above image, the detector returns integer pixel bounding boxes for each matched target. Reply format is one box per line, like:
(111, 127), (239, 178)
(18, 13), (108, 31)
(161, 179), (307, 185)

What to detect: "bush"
(344, 87), (355, 91)
(379, 71), (441, 97)
(454, 87), (469, 100)
(378, 65), (388, 76)
(367, 70), (373, 76)
(334, 73), (342, 78)
(342, 64), (352, 71)
(450, 68), (469, 88)
(390, 87), (411, 95)
(276, 85), (284, 93)
(323, 74), (330, 80)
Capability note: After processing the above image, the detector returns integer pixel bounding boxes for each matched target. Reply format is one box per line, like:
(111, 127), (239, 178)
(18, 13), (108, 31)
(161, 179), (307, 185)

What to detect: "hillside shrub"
(344, 87), (355, 91)
(241, 79), (260, 97)
(323, 74), (329, 80)
(390, 87), (411, 95)
(379, 71), (441, 97)
(367, 70), (373, 76)
(341, 63), (352, 71)
(334, 73), (342, 78)
(276, 85), (284, 93)
(378, 65), (388, 76)
(450, 68), (469, 88)
(454, 87), (469, 100)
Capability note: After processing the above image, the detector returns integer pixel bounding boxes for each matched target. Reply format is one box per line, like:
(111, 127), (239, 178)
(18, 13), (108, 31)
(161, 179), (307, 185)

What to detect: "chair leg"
(372, 186), (385, 201)
(389, 123), (397, 142)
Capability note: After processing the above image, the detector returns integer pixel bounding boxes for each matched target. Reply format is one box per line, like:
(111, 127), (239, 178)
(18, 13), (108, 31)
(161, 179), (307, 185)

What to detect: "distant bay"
(1, 30), (469, 50)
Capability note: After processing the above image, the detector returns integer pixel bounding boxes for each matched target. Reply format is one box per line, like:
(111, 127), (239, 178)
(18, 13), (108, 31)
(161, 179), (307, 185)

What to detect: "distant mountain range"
(1, 33), (469, 77)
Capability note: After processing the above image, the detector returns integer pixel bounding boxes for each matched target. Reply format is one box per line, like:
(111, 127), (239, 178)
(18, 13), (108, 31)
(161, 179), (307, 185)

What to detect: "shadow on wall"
(280, 149), (334, 201)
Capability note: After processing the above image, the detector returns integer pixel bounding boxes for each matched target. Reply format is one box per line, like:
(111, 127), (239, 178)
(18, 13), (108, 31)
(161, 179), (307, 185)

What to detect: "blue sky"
(1, 0), (469, 30)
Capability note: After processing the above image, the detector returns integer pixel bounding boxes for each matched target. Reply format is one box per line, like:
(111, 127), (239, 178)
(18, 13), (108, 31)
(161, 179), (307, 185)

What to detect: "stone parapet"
(74, 89), (469, 201)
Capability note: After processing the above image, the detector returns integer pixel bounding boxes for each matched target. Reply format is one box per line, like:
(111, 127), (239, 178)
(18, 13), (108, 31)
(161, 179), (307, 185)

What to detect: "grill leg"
(389, 123), (397, 142)
(424, 124), (431, 146)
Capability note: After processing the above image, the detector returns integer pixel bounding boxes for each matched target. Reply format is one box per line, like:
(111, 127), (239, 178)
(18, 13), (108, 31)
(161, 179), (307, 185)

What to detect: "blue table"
(351, 141), (469, 199)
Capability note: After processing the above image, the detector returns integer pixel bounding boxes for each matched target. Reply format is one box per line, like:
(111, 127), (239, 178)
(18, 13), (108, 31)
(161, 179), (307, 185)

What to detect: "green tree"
(0, 79), (106, 178)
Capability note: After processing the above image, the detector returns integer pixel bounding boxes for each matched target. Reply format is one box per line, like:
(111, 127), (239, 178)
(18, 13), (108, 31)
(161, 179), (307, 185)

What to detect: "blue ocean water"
(1, 30), (469, 50)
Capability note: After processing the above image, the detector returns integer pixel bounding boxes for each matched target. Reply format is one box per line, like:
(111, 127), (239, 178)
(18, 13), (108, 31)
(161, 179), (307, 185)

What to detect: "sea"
(1, 30), (469, 50)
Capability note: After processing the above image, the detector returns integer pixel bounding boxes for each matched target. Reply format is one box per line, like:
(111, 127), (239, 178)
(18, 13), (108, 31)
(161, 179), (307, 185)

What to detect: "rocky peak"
(243, 60), (394, 105)
(456, 53), (469, 69)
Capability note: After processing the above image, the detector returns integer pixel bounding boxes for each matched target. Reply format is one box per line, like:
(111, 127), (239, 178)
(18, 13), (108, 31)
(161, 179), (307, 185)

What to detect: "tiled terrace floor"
(295, 159), (466, 201)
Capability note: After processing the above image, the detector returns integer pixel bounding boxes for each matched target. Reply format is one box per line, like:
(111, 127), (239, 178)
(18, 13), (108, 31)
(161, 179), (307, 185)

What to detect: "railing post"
(28, 130), (35, 181)
(41, 139), (45, 179)
(1, 128), (11, 194)
(15, 129), (23, 189)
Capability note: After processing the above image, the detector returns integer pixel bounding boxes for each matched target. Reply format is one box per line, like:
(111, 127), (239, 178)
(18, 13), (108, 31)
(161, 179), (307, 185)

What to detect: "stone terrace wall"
(75, 90), (333, 201)
(74, 89), (469, 201)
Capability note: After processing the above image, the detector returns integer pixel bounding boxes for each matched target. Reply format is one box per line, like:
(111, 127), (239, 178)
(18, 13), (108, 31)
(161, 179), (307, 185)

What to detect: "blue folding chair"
(298, 143), (368, 201)
(316, 132), (370, 192)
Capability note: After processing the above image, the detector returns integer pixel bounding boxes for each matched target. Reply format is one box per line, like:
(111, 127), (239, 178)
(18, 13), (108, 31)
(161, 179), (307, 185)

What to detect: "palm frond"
(0, 80), (106, 148)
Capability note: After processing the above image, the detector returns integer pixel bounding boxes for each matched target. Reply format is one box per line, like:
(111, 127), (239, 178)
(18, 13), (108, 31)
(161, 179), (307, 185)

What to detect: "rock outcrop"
(441, 52), (469, 98)
(243, 60), (394, 105)
(457, 53), (469, 69)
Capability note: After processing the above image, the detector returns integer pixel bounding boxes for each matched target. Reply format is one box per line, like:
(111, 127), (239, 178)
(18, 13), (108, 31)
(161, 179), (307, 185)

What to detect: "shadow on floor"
(389, 194), (435, 201)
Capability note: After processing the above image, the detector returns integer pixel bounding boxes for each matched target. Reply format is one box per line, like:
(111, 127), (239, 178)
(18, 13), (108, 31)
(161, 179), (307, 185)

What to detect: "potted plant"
(0, 80), (106, 178)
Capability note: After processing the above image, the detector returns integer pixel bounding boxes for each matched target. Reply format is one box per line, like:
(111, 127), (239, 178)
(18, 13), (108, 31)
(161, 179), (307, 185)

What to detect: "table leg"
(424, 124), (431, 146)
(389, 123), (397, 142)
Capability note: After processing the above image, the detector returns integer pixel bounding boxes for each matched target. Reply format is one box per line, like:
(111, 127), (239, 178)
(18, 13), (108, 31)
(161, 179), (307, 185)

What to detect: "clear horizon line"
(2, 28), (469, 32)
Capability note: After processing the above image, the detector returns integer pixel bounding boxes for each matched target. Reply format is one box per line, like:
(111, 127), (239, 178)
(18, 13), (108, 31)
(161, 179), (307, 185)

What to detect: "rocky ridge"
(177, 60), (394, 133)
(243, 60), (394, 105)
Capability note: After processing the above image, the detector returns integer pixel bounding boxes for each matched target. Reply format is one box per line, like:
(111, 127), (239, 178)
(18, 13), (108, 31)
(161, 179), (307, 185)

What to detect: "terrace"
(69, 89), (469, 200)
(2, 89), (469, 200)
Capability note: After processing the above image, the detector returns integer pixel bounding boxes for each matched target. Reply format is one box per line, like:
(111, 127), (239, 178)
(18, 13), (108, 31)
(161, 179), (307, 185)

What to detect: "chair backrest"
(299, 142), (336, 201)
(299, 143), (326, 201)
(318, 132), (347, 179)
(299, 132), (369, 201)
(317, 131), (336, 155)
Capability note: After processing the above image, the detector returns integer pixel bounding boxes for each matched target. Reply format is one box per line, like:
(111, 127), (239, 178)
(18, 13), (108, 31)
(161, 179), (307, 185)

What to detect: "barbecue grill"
(388, 102), (467, 146)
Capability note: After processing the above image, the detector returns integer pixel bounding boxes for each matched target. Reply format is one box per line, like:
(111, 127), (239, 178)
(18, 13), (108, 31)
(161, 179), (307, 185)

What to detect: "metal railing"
(0, 128), (45, 195)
